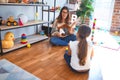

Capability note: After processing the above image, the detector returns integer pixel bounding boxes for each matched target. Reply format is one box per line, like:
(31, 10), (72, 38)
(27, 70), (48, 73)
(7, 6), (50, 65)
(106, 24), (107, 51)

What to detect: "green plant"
(76, 0), (94, 24)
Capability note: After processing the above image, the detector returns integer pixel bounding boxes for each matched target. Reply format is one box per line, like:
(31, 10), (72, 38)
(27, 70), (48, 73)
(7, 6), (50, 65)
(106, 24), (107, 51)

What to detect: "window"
(92, 0), (115, 30)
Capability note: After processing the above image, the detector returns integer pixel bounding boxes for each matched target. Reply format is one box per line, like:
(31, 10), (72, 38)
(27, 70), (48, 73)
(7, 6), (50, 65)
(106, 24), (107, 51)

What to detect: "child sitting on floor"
(64, 24), (94, 72)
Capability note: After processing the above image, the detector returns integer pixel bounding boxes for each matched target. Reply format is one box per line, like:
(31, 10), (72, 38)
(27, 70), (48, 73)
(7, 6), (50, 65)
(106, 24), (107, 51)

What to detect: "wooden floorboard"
(0, 39), (88, 80)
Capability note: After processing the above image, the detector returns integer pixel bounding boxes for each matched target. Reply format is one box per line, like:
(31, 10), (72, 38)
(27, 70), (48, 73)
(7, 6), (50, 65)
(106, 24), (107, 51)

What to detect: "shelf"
(43, 23), (53, 27)
(2, 34), (48, 53)
(0, 3), (50, 55)
(43, 9), (60, 12)
(0, 3), (49, 7)
(69, 9), (76, 12)
(0, 20), (50, 31)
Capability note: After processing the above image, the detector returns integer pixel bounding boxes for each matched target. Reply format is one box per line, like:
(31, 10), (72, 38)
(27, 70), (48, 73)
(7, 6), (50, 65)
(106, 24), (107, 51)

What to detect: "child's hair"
(57, 6), (71, 24)
(77, 24), (91, 65)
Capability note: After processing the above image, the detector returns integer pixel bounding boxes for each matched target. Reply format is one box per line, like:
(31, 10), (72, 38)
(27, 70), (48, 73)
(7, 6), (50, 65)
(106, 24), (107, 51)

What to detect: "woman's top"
(51, 19), (71, 36)
(69, 40), (93, 71)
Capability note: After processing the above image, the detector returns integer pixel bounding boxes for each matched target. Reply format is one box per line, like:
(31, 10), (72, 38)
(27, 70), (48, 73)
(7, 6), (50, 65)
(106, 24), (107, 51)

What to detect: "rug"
(112, 35), (120, 45)
(0, 59), (40, 80)
(92, 30), (120, 50)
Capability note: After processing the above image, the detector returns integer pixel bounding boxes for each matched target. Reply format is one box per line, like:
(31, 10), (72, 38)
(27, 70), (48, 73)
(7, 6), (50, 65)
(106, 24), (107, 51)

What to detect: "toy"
(23, 0), (28, 3)
(71, 14), (77, 23)
(2, 32), (15, 49)
(6, 16), (18, 26)
(59, 28), (65, 36)
(71, 14), (77, 28)
(28, 0), (43, 4)
(21, 34), (28, 44)
(50, 6), (60, 11)
(65, 47), (68, 53)
(115, 31), (118, 35)
(40, 30), (45, 35)
(27, 43), (31, 48)
(18, 14), (28, 24)
(58, 24), (72, 36)
(91, 18), (96, 44)
(18, 18), (23, 26)
(35, 12), (39, 21)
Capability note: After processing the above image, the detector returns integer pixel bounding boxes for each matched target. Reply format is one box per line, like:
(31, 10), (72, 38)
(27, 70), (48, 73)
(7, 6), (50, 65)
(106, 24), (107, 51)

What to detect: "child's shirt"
(69, 40), (93, 71)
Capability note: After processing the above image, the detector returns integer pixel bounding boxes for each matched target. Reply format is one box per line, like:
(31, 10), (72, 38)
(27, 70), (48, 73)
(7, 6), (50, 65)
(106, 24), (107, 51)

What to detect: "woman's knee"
(50, 37), (57, 43)
(69, 34), (76, 41)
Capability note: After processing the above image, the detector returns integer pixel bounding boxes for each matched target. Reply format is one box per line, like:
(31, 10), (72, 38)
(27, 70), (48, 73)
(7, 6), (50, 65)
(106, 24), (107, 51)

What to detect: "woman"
(50, 6), (76, 46)
(64, 24), (94, 72)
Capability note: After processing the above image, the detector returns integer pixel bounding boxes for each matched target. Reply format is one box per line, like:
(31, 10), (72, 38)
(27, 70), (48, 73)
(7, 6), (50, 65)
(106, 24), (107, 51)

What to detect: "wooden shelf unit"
(0, 3), (50, 55)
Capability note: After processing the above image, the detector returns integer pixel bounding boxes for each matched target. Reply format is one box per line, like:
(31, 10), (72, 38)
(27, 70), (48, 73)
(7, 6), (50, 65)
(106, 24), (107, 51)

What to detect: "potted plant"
(76, 0), (94, 24)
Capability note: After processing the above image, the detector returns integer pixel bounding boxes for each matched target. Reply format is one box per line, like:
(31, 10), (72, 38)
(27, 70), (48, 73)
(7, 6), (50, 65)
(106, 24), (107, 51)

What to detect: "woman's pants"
(50, 34), (76, 46)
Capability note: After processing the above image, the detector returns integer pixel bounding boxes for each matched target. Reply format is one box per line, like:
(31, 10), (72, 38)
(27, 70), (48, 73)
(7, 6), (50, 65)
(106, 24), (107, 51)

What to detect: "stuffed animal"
(2, 32), (15, 49)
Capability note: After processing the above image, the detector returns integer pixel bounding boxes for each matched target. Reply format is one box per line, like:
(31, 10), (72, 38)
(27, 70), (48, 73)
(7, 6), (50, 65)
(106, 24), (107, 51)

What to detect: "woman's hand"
(68, 27), (74, 34)
(52, 32), (66, 37)
(60, 33), (66, 37)
(71, 21), (77, 28)
(57, 23), (66, 30)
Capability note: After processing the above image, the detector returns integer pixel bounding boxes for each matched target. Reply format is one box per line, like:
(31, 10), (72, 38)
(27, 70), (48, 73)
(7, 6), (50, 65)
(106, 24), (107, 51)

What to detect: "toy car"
(6, 16), (18, 26)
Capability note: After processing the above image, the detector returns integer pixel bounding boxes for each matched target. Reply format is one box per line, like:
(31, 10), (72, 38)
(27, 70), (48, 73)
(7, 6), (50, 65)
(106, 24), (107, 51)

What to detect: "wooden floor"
(0, 39), (88, 80)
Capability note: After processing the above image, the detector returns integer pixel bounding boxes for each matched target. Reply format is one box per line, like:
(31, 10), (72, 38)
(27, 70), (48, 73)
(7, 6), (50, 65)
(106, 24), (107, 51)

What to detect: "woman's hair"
(77, 24), (91, 66)
(57, 6), (70, 24)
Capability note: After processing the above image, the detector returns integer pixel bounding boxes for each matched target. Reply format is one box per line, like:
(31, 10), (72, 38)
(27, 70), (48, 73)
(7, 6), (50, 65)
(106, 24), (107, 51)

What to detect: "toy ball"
(27, 43), (31, 48)
(18, 14), (28, 24)
(66, 47), (68, 50)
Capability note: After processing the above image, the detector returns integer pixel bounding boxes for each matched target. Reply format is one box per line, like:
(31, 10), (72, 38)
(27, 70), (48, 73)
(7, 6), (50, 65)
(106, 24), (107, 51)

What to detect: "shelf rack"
(0, 3), (50, 55)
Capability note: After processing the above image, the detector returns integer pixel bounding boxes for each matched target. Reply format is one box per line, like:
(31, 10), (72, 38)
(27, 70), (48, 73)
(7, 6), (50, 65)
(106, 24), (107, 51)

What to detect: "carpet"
(112, 35), (120, 45)
(0, 59), (40, 80)
(92, 30), (120, 50)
